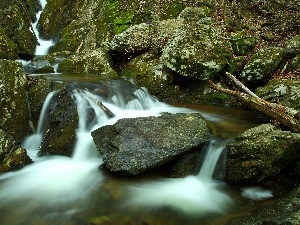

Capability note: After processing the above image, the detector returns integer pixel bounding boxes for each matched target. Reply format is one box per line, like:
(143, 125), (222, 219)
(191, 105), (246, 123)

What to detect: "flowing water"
(32, 0), (53, 55)
(0, 77), (269, 225)
(0, 1), (276, 224)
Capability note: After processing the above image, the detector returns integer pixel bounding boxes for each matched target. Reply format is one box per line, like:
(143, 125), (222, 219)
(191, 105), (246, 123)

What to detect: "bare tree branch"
(208, 74), (300, 133)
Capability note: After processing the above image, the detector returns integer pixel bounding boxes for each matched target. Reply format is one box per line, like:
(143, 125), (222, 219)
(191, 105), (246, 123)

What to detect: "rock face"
(226, 124), (300, 182)
(92, 113), (211, 175)
(0, 60), (29, 142)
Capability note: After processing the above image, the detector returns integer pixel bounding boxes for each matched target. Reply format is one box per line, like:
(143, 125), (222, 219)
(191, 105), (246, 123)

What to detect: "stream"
(0, 1), (281, 224)
(0, 75), (273, 225)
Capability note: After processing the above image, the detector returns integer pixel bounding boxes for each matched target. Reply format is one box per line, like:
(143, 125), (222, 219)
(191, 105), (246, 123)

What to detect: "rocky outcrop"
(56, 48), (117, 76)
(225, 124), (300, 182)
(91, 113), (211, 175)
(0, 60), (29, 142)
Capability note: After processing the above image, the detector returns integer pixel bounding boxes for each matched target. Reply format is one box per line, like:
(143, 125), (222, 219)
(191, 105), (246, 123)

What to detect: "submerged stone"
(92, 113), (211, 175)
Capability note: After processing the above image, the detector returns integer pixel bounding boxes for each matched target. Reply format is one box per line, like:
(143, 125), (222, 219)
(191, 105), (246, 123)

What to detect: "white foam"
(242, 187), (273, 201)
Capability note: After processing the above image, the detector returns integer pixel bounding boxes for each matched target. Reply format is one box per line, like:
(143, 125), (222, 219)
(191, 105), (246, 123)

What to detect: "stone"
(226, 124), (300, 182)
(0, 59), (29, 142)
(92, 113), (211, 175)
(240, 47), (286, 84)
(160, 7), (232, 80)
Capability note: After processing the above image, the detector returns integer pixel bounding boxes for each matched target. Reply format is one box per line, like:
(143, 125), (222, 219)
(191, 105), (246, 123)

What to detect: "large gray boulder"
(91, 113), (211, 175)
(0, 60), (29, 143)
(226, 124), (300, 182)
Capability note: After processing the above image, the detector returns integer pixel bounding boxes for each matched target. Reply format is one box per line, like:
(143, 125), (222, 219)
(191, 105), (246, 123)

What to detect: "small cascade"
(125, 138), (231, 215)
(32, 0), (53, 55)
(22, 91), (55, 160)
(198, 139), (228, 181)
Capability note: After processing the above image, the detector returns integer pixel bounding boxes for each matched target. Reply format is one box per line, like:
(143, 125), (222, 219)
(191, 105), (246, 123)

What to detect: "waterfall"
(198, 138), (228, 181)
(32, 0), (53, 55)
(22, 91), (55, 160)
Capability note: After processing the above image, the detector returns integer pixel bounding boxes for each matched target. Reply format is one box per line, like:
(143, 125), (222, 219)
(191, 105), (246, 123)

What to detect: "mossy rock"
(0, 26), (18, 59)
(226, 124), (300, 182)
(0, 0), (37, 59)
(0, 60), (29, 143)
(230, 31), (258, 56)
(0, 129), (32, 173)
(255, 79), (300, 110)
(121, 52), (230, 106)
(161, 8), (232, 80)
(287, 54), (300, 71)
(240, 47), (286, 84)
(228, 56), (246, 75)
(285, 34), (300, 54)
(44, 0), (210, 54)
(57, 49), (118, 76)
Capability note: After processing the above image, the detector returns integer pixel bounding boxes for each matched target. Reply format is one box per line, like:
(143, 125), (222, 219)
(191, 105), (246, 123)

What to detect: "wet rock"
(229, 184), (300, 225)
(0, 129), (32, 173)
(225, 124), (300, 182)
(27, 75), (54, 127)
(0, 59), (29, 143)
(240, 47), (285, 85)
(160, 7), (232, 80)
(91, 113), (211, 175)
(255, 80), (300, 110)
(39, 87), (78, 156)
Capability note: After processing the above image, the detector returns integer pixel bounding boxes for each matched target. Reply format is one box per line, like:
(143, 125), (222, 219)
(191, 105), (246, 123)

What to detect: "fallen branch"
(82, 90), (115, 118)
(208, 74), (300, 133)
